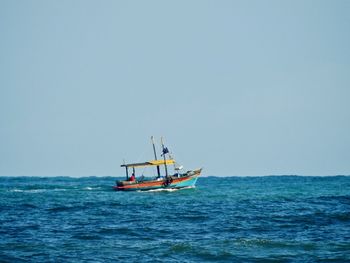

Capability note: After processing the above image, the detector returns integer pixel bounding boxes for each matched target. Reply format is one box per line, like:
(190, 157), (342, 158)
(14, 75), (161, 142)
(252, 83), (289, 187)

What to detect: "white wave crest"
(139, 186), (195, 193)
(83, 187), (101, 191)
(9, 189), (46, 193)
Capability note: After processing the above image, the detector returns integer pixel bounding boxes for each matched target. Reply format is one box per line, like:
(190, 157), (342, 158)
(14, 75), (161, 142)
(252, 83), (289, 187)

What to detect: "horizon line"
(1, 174), (349, 178)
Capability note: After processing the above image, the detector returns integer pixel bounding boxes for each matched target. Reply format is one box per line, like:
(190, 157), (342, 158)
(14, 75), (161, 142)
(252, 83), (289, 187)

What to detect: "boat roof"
(121, 159), (175, 168)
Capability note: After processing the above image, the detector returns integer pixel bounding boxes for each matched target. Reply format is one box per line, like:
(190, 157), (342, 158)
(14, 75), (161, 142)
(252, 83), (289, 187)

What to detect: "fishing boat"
(114, 137), (202, 191)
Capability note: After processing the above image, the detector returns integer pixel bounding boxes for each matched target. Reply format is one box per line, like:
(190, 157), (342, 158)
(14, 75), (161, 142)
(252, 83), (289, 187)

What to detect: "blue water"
(0, 176), (349, 262)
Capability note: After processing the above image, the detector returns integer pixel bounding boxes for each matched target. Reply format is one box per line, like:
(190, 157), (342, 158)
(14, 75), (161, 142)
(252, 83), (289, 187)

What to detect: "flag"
(162, 147), (169, 155)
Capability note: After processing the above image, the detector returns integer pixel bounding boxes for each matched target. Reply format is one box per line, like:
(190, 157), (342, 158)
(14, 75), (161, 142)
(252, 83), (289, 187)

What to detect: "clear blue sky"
(1, 0), (349, 176)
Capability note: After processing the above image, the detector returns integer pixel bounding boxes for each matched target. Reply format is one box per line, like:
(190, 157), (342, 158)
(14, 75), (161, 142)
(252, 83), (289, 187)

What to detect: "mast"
(123, 159), (129, 180)
(151, 136), (161, 177)
(161, 136), (169, 177)
(125, 167), (129, 180)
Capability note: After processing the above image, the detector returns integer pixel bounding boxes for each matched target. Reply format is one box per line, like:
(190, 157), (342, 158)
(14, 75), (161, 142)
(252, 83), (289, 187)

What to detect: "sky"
(0, 0), (349, 176)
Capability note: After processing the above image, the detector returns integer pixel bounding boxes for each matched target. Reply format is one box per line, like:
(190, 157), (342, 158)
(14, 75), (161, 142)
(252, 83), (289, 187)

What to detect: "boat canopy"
(121, 159), (175, 168)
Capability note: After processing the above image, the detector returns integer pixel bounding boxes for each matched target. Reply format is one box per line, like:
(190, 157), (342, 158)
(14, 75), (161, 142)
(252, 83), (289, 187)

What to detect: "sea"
(0, 176), (349, 262)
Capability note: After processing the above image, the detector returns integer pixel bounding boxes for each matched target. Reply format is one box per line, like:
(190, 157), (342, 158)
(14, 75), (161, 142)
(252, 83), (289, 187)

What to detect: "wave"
(137, 186), (195, 193)
(9, 189), (48, 193)
(82, 186), (102, 191)
(7, 186), (108, 193)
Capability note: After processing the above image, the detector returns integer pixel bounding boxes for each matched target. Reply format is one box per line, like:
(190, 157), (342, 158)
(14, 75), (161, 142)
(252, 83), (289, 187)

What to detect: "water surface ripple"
(0, 176), (349, 262)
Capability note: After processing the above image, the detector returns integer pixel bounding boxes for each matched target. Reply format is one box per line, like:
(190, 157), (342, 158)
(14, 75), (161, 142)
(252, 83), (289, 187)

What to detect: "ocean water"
(0, 176), (349, 262)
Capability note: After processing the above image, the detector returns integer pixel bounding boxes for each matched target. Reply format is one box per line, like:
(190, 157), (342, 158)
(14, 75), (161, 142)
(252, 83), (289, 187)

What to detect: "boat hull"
(114, 169), (201, 191)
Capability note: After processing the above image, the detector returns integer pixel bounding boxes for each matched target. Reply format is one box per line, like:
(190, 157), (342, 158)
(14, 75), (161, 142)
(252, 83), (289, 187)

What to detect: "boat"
(114, 137), (202, 191)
